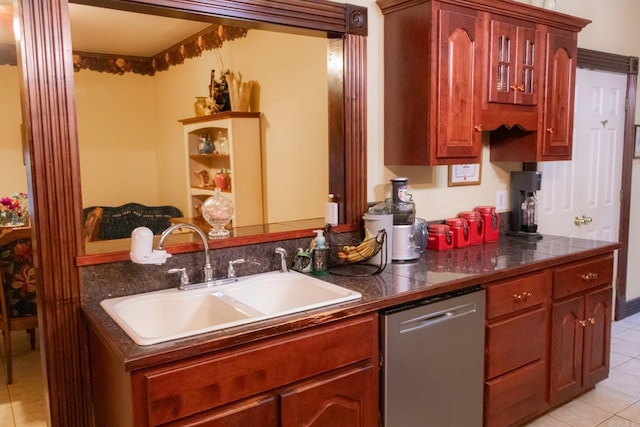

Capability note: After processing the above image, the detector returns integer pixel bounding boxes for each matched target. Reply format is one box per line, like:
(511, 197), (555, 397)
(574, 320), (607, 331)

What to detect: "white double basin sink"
(100, 271), (362, 345)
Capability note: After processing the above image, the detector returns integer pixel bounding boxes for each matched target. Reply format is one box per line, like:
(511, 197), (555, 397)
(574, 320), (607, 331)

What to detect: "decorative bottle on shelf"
(201, 188), (234, 239)
(197, 133), (214, 154)
(215, 131), (229, 155)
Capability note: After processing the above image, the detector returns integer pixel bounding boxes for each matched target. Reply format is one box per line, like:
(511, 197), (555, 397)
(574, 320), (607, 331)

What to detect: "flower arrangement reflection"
(0, 193), (29, 226)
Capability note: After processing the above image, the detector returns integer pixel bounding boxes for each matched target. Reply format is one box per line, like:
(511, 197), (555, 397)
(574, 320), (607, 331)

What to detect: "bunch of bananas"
(337, 229), (381, 263)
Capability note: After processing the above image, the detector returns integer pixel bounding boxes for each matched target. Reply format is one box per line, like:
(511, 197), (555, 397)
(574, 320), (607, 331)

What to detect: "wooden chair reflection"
(0, 227), (38, 384)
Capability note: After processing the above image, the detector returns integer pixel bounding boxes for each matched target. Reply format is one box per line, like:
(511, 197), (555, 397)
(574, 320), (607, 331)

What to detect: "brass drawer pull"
(513, 292), (532, 302)
(581, 272), (599, 281)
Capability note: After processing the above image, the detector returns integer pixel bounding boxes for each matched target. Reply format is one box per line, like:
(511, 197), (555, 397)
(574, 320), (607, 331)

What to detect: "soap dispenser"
(312, 229), (329, 276)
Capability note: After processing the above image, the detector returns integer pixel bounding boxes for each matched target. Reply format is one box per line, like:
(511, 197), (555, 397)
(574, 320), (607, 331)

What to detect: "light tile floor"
(528, 311), (640, 427)
(0, 331), (47, 427)
(1, 312), (640, 426)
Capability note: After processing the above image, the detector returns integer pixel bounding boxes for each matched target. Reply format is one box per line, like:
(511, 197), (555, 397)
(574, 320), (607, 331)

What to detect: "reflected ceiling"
(0, 1), (211, 55)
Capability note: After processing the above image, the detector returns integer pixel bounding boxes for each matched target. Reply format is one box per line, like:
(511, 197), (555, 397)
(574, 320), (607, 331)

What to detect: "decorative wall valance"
(1, 24), (248, 75)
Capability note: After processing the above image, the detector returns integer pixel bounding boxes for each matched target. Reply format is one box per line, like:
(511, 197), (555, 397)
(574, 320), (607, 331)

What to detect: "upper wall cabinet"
(377, 0), (590, 165)
(378, 1), (484, 166)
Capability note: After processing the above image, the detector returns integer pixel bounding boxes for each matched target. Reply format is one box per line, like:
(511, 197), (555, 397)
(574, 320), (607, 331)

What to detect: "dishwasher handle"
(399, 302), (479, 334)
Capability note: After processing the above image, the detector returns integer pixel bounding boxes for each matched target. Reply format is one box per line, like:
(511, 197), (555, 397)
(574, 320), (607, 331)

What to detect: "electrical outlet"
(496, 191), (508, 212)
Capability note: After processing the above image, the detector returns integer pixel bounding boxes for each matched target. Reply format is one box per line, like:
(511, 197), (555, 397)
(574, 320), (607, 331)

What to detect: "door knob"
(574, 215), (593, 226)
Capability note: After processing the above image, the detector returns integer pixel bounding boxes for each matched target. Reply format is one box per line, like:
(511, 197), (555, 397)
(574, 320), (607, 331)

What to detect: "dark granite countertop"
(81, 235), (619, 372)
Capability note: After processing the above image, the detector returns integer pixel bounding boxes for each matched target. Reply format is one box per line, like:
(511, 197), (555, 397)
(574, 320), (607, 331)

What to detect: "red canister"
(427, 224), (453, 251)
(445, 218), (470, 248)
(458, 211), (483, 245)
(475, 205), (499, 242)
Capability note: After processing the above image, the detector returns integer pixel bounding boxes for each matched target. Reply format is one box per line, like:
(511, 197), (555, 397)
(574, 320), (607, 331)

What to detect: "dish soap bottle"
(312, 229), (329, 276)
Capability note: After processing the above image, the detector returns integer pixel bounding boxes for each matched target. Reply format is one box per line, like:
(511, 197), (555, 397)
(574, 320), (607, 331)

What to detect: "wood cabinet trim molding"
(378, 0), (591, 32)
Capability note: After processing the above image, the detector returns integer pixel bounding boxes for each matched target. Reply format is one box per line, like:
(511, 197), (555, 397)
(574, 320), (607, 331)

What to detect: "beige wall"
(0, 65), (28, 197)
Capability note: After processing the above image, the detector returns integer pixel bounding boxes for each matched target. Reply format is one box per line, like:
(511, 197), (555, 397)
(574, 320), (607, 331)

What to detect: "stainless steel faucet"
(158, 223), (214, 285)
(275, 247), (288, 272)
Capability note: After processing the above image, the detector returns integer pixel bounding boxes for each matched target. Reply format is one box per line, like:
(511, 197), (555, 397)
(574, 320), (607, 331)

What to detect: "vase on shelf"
(193, 96), (208, 117)
(215, 131), (229, 155)
(198, 133), (214, 154)
(214, 168), (231, 191)
(0, 211), (11, 226)
(226, 72), (254, 112)
(201, 188), (234, 239)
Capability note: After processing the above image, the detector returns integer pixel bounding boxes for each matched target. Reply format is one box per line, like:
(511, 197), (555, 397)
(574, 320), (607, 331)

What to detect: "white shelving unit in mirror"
(180, 112), (263, 228)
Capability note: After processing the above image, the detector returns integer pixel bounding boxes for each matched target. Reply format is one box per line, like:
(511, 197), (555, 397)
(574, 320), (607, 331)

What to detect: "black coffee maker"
(509, 171), (543, 239)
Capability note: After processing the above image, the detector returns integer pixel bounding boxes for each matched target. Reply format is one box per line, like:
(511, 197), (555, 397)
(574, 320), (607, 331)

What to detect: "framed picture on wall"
(635, 125), (640, 159)
(448, 163), (482, 186)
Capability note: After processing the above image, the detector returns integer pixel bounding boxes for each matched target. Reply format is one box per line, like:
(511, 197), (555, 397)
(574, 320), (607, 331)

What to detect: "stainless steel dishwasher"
(381, 286), (485, 427)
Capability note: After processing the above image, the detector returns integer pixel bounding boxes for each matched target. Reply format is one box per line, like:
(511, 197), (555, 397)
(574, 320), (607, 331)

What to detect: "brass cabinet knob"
(581, 272), (599, 281)
(474, 125), (483, 132)
(513, 291), (532, 302)
(546, 128), (554, 134)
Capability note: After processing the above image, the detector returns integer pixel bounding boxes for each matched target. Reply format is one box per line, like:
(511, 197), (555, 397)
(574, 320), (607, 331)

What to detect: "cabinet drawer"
(553, 255), (613, 300)
(486, 271), (550, 319)
(485, 360), (546, 427)
(132, 314), (378, 426)
(163, 395), (277, 427)
(486, 306), (547, 379)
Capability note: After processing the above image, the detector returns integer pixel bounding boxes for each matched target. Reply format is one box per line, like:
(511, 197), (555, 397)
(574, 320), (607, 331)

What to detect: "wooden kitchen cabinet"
(378, 0), (484, 166)
(484, 270), (551, 427)
(540, 28), (580, 160)
(550, 255), (613, 405)
(378, 0), (589, 165)
(90, 313), (379, 427)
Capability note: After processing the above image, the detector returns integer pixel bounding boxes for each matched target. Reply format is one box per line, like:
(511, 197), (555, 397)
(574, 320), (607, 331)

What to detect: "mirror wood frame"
(14, 0), (366, 424)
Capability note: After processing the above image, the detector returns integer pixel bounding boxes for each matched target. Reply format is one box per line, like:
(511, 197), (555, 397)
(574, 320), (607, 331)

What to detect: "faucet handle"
(227, 259), (245, 278)
(168, 268), (190, 289)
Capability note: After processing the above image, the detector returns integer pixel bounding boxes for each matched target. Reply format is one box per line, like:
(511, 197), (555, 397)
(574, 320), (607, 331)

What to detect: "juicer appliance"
(389, 177), (427, 261)
(509, 171), (543, 239)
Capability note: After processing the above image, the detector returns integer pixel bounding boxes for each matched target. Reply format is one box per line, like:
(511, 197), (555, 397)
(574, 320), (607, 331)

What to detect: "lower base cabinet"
(550, 286), (612, 405)
(484, 253), (614, 426)
(89, 313), (379, 427)
(484, 271), (551, 427)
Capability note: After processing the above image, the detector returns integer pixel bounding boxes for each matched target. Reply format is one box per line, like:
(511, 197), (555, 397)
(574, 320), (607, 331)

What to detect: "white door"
(537, 68), (625, 241)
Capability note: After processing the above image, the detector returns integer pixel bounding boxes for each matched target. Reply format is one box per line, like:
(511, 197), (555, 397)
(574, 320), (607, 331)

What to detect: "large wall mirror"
(0, 3), (27, 198)
(69, 0), (368, 265)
